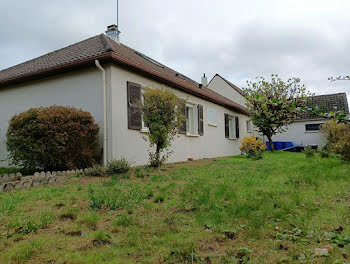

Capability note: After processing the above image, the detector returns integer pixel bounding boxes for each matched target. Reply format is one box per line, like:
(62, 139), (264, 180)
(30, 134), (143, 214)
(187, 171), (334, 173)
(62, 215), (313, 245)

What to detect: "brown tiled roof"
(0, 34), (249, 115)
(298, 93), (349, 120)
(209, 74), (245, 96)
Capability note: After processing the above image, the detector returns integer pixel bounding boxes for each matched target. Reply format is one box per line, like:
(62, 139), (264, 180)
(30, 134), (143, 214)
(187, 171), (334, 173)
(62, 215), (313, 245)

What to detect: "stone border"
(0, 169), (85, 193)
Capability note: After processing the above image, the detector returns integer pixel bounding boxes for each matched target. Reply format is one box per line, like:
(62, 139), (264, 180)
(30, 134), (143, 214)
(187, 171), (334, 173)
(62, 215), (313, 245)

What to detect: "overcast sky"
(1, 0), (349, 102)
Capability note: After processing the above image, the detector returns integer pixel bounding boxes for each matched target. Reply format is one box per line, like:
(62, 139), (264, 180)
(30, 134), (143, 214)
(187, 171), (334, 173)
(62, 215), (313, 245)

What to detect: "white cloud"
(0, 0), (349, 102)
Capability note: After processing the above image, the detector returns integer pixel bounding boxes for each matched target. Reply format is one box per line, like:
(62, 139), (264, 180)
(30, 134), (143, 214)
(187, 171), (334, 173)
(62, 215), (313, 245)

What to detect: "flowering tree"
(244, 75), (311, 151)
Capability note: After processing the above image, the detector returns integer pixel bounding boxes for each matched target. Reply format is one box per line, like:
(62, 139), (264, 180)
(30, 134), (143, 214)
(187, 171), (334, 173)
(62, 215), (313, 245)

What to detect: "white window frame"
(186, 102), (199, 137)
(246, 120), (252, 133)
(228, 115), (236, 140)
(207, 108), (218, 127)
(140, 88), (149, 133)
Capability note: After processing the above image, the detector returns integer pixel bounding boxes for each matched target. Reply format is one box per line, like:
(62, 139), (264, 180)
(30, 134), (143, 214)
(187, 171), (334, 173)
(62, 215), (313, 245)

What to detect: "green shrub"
(107, 157), (132, 175)
(319, 146), (330, 158)
(239, 136), (266, 160)
(304, 146), (315, 158)
(6, 106), (100, 171)
(85, 165), (107, 177)
(321, 120), (350, 161)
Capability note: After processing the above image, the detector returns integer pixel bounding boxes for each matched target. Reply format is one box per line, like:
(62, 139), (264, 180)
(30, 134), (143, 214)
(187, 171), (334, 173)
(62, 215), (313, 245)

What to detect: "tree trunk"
(268, 136), (274, 152)
(154, 144), (161, 167)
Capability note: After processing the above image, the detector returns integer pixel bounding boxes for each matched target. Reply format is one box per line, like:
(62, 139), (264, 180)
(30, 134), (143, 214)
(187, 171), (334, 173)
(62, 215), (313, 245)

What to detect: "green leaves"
(140, 89), (183, 167)
(243, 75), (311, 146)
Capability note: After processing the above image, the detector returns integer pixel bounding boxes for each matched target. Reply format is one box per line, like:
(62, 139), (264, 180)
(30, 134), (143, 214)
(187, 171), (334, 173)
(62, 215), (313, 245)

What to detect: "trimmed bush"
(107, 157), (132, 175)
(6, 106), (100, 171)
(239, 136), (266, 160)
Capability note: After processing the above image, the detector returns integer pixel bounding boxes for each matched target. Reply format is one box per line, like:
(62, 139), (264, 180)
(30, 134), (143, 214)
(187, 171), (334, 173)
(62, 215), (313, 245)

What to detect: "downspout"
(95, 60), (108, 166)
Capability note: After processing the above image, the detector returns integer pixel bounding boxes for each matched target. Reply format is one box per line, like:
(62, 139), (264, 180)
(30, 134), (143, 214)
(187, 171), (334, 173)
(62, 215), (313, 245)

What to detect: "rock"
(15, 181), (23, 190)
(15, 173), (22, 180)
(40, 172), (46, 177)
(32, 179), (41, 187)
(314, 246), (333, 257)
(0, 184), (4, 192)
(56, 171), (62, 176)
(4, 182), (15, 192)
(46, 171), (52, 177)
(34, 172), (40, 177)
(9, 173), (16, 181)
(22, 180), (32, 188)
(52, 171), (57, 177)
(48, 177), (55, 183)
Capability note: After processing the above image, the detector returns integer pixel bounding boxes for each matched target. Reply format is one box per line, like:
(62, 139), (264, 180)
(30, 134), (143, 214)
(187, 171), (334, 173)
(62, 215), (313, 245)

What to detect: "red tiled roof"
(298, 93), (349, 120)
(0, 34), (249, 115)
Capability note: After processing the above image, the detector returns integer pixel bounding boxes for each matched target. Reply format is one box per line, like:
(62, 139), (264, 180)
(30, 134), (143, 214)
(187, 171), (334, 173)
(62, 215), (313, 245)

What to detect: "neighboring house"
(273, 93), (349, 147)
(0, 25), (251, 166)
(207, 74), (247, 107)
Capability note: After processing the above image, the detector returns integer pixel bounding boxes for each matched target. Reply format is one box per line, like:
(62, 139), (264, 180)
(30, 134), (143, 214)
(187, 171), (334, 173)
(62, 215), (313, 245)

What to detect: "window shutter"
(224, 114), (229, 138)
(235, 116), (240, 139)
(127, 81), (142, 130)
(198, 104), (204, 136)
(179, 99), (187, 134)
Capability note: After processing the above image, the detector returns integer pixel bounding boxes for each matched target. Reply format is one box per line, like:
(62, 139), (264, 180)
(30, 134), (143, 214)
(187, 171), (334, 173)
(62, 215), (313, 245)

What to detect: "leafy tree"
(244, 75), (311, 151)
(140, 89), (183, 167)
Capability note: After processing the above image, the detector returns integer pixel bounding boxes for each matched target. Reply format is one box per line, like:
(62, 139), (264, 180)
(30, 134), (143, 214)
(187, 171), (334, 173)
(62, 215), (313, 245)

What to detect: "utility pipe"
(95, 60), (108, 166)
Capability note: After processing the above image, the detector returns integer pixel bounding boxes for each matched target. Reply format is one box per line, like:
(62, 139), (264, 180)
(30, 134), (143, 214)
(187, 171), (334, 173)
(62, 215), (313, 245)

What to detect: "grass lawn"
(0, 152), (349, 263)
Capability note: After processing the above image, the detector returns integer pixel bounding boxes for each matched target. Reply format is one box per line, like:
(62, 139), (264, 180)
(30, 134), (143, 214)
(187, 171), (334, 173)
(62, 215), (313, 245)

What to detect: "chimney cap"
(105, 24), (121, 43)
(201, 73), (208, 87)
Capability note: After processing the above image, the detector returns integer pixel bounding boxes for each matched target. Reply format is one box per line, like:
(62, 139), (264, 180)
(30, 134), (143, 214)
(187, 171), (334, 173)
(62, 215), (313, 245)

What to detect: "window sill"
(208, 123), (218, 127)
(305, 131), (320, 133)
(186, 133), (200, 137)
(228, 137), (237, 140)
(140, 128), (149, 133)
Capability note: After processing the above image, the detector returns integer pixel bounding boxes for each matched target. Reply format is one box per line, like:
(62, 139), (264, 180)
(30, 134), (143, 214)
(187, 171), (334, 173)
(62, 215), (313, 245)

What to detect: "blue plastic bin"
(274, 142), (283, 150)
(283, 142), (293, 149)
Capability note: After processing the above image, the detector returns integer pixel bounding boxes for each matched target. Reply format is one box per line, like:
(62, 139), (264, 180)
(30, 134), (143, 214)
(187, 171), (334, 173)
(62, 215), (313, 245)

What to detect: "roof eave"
(0, 52), (250, 116)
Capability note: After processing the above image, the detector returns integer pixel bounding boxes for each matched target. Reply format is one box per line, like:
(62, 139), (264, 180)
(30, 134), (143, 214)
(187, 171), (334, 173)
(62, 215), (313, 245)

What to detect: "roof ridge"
(310, 92), (347, 97)
(100, 34), (115, 52)
(211, 74), (245, 96)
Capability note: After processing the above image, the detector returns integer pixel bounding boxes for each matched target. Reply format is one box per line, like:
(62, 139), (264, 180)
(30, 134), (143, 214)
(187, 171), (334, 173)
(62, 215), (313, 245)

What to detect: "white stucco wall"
(207, 75), (246, 107)
(272, 119), (326, 147)
(109, 66), (252, 165)
(0, 65), (252, 168)
(0, 68), (104, 167)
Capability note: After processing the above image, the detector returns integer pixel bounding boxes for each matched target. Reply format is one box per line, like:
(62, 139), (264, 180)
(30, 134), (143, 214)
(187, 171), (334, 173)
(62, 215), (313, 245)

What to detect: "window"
(186, 105), (195, 134)
(225, 114), (239, 139)
(186, 103), (198, 135)
(208, 108), (217, 126)
(246, 120), (252, 133)
(184, 103), (204, 136)
(305, 123), (322, 131)
(228, 116), (236, 139)
(140, 91), (149, 132)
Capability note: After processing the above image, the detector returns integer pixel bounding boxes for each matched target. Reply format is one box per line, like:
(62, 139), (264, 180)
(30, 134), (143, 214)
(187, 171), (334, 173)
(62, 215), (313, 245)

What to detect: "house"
(0, 25), (252, 166)
(272, 93), (349, 148)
